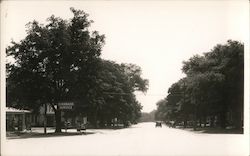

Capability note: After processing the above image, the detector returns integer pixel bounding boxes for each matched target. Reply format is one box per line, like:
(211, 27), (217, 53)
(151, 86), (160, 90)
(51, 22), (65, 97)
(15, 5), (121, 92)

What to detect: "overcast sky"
(1, 0), (248, 112)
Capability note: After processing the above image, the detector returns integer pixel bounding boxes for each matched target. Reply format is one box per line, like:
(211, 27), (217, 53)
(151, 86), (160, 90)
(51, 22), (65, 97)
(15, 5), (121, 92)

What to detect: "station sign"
(58, 102), (74, 110)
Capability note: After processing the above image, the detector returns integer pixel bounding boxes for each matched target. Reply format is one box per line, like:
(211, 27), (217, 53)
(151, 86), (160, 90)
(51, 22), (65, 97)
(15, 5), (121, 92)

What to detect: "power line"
(103, 91), (186, 97)
(103, 92), (169, 96)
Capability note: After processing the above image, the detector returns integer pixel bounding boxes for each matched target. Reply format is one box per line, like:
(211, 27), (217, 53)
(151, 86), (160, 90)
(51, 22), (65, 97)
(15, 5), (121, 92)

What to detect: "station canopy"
(6, 107), (31, 114)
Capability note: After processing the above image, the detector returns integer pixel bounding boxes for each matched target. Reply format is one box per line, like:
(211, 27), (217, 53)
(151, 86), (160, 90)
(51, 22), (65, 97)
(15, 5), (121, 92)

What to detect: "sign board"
(83, 117), (87, 124)
(58, 102), (74, 110)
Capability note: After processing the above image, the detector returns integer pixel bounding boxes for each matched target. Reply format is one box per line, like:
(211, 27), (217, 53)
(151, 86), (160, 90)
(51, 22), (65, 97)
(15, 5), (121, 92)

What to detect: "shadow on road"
(179, 127), (243, 134)
(6, 131), (95, 140)
(6, 126), (136, 139)
(199, 128), (243, 134)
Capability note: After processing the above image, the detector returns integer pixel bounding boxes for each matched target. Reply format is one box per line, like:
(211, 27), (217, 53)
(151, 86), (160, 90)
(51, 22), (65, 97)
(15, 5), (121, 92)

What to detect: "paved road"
(2, 122), (248, 156)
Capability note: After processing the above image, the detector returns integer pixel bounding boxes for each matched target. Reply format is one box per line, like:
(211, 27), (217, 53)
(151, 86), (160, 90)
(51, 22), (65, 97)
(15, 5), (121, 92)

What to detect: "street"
(2, 122), (248, 156)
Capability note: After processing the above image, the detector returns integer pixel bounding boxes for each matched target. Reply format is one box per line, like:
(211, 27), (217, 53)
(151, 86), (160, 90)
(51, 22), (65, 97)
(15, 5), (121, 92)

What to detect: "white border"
(0, 0), (249, 155)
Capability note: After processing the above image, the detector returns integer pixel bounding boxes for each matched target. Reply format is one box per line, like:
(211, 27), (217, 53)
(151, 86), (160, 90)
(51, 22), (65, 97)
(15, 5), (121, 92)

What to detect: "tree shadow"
(6, 131), (95, 140)
(191, 127), (244, 134)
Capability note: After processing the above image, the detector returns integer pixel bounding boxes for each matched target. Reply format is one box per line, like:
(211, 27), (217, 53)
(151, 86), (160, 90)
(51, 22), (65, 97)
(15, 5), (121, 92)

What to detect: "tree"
(120, 63), (149, 92)
(204, 40), (244, 129)
(156, 40), (244, 131)
(155, 99), (167, 121)
(87, 60), (148, 127)
(139, 110), (156, 122)
(6, 8), (105, 132)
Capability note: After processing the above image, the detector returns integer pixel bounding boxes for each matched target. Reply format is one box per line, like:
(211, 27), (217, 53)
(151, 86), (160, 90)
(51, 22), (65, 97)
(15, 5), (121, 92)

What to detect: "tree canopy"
(6, 8), (148, 132)
(155, 40), (244, 131)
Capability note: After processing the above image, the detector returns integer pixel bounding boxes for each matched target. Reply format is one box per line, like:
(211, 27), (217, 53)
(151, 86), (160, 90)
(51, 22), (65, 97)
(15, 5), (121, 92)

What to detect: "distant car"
(155, 121), (162, 127)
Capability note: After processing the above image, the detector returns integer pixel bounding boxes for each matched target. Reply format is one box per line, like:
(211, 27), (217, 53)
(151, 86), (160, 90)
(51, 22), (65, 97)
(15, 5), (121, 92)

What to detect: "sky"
(1, 0), (248, 112)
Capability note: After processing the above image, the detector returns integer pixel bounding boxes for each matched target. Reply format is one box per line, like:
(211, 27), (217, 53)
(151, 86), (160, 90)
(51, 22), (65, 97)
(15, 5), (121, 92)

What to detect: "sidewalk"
(6, 127), (120, 139)
(7, 127), (89, 139)
(170, 125), (243, 134)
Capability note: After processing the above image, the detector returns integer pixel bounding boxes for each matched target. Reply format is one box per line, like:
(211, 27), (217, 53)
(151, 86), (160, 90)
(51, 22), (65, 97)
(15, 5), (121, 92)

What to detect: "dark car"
(155, 121), (162, 127)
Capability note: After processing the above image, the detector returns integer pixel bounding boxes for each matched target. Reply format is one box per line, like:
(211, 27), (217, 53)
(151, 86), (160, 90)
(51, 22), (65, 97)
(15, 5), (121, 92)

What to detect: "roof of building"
(6, 107), (31, 114)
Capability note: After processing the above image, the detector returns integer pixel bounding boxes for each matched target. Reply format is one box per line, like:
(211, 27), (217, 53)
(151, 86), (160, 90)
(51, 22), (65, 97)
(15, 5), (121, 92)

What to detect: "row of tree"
(155, 40), (244, 131)
(139, 110), (156, 122)
(6, 8), (148, 132)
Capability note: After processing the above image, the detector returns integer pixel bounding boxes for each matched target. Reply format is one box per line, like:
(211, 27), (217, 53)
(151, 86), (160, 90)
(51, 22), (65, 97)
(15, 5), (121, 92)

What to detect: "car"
(155, 121), (162, 127)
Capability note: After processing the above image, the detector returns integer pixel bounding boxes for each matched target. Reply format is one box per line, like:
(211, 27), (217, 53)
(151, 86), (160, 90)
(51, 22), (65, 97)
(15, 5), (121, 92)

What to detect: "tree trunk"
(193, 114), (197, 131)
(44, 103), (47, 134)
(99, 119), (105, 128)
(220, 112), (226, 129)
(93, 110), (98, 128)
(203, 116), (207, 127)
(199, 118), (202, 127)
(55, 109), (62, 133)
(107, 119), (112, 127)
(193, 120), (197, 131)
(193, 106), (198, 131)
(210, 116), (215, 128)
(233, 109), (243, 130)
(184, 120), (187, 128)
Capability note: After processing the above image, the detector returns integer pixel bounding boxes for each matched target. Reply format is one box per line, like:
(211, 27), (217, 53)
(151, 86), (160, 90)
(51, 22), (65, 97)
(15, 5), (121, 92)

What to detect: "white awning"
(6, 107), (31, 114)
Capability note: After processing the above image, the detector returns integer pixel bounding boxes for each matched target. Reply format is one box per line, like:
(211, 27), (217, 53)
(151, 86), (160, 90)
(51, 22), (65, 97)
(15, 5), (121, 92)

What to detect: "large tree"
(7, 8), (149, 131)
(86, 60), (148, 127)
(6, 8), (105, 132)
(182, 40), (243, 129)
(155, 40), (244, 131)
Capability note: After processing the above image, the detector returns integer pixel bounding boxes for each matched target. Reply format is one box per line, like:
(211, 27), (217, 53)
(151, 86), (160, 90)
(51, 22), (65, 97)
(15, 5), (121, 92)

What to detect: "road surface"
(2, 122), (248, 156)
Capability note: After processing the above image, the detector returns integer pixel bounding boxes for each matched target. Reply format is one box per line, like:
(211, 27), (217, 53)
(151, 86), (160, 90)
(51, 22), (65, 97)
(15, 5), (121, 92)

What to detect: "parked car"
(155, 121), (162, 127)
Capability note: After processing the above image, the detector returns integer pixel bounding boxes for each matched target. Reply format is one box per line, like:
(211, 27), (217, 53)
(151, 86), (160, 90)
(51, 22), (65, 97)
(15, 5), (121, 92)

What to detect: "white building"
(6, 107), (31, 131)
